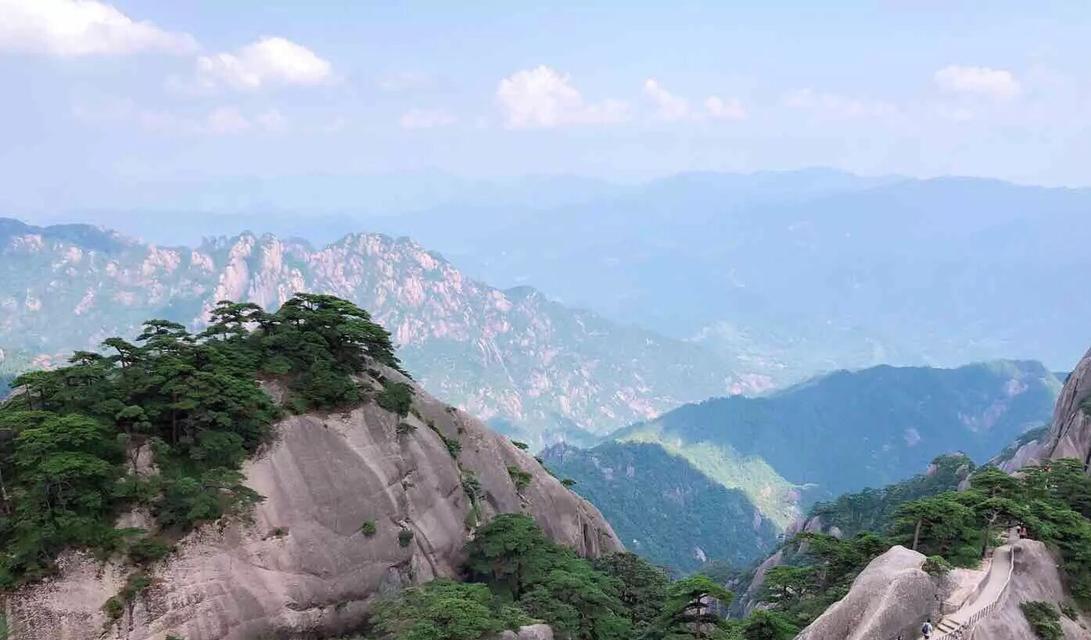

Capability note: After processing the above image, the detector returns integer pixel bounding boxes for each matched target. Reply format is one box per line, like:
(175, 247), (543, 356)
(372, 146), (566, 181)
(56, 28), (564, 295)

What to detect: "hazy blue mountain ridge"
(0, 218), (745, 445)
(547, 360), (1059, 572)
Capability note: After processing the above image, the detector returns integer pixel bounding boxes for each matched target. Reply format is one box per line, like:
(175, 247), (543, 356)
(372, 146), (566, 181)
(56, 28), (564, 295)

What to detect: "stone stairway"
(919, 535), (1018, 640)
(934, 617), (962, 635)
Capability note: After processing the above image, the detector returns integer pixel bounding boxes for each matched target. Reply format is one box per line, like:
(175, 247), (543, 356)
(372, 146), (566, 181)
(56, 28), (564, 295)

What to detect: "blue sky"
(2, 0), (1090, 213)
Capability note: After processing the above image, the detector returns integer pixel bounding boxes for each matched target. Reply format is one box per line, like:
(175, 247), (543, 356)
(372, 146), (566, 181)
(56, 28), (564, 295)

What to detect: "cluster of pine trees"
(0, 293), (401, 585)
(354, 513), (799, 640)
(900, 460), (1091, 602)
(752, 457), (1091, 631)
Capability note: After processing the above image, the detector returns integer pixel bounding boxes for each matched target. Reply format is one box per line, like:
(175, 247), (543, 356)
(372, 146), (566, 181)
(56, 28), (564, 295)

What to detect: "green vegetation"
(754, 531), (889, 629)
(810, 454), (975, 538)
(511, 440), (530, 450)
(508, 466), (532, 492)
(443, 436), (462, 458)
(104, 571), (152, 620)
(612, 361), (1059, 532)
(127, 536), (171, 565)
(463, 514), (632, 640)
(426, 420), (461, 458)
(591, 552), (670, 634)
(1060, 601), (1077, 623)
(728, 454), (1091, 631)
(361, 521), (377, 537)
(541, 442), (779, 572)
(356, 513), (801, 640)
(103, 595), (124, 620)
(399, 528), (415, 548)
(922, 555), (952, 576)
(1061, 602), (1079, 621)
(893, 460), (1091, 603)
(377, 381), (415, 417)
(616, 435), (798, 530)
(372, 580), (531, 640)
(730, 610), (799, 640)
(1021, 601), (1063, 640)
(655, 574), (734, 639)
(0, 293), (402, 587)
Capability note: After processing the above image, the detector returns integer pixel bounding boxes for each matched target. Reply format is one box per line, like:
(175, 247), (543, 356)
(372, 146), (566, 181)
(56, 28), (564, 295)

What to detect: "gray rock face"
(495, 624), (553, 640)
(974, 540), (1091, 640)
(737, 549), (784, 615)
(1040, 347), (1091, 468)
(1000, 346), (1091, 474)
(795, 545), (948, 640)
(516, 624), (555, 640)
(4, 370), (620, 640)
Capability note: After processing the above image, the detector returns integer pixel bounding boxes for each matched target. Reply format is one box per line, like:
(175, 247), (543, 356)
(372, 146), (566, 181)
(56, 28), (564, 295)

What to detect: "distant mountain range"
(543, 360), (1060, 571)
(360, 171), (1091, 378)
(0, 218), (753, 445)
(41, 169), (1091, 387)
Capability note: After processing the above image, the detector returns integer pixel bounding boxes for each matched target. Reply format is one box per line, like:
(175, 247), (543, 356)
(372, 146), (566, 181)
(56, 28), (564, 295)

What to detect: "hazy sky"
(2, 0), (1090, 212)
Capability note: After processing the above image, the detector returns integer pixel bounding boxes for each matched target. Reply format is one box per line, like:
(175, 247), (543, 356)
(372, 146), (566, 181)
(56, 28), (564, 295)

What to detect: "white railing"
(932, 545), (1017, 640)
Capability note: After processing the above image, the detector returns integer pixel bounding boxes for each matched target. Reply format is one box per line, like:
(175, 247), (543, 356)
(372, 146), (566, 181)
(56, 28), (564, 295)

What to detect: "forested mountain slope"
(612, 360), (1059, 522)
(541, 442), (779, 573)
(547, 361), (1058, 573)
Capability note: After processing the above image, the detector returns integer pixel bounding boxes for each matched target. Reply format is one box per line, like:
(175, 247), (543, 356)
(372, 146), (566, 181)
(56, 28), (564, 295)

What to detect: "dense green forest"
(342, 514), (799, 640)
(614, 361), (1059, 517)
(541, 442), (778, 572)
(808, 453), (976, 538)
(0, 293), (402, 587)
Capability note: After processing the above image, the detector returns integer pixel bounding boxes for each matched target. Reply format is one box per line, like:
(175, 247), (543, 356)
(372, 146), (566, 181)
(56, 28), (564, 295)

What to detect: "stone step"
(937, 618), (961, 633)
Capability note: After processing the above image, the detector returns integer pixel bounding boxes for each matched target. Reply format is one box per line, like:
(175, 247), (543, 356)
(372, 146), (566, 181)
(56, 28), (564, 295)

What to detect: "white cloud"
(254, 109), (288, 132)
(399, 108), (456, 130)
(197, 107), (289, 135)
(196, 36), (332, 90)
(204, 106), (252, 134)
(931, 104), (975, 122)
(934, 65), (1021, 99)
(379, 71), (435, 93)
(73, 97), (287, 135)
(496, 65), (628, 129)
(784, 89), (897, 118)
(704, 95), (747, 120)
(643, 79), (690, 121)
(0, 0), (197, 56)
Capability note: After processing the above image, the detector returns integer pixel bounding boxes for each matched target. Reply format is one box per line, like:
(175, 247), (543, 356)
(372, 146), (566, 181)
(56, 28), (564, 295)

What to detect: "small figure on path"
(921, 618), (934, 639)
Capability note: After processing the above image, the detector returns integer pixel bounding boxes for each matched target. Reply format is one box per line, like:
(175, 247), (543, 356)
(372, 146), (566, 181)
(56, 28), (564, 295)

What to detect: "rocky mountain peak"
(0, 219), (745, 444)
(1017, 346), (1091, 470)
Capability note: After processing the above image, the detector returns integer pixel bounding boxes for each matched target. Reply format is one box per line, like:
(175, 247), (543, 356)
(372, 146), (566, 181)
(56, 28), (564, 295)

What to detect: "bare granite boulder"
(795, 545), (948, 640)
(3, 369), (620, 640)
(998, 345), (1091, 474)
(974, 539), (1091, 640)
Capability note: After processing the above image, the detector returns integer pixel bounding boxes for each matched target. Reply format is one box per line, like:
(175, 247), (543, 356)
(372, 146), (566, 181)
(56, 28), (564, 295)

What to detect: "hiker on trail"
(921, 618), (934, 639)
